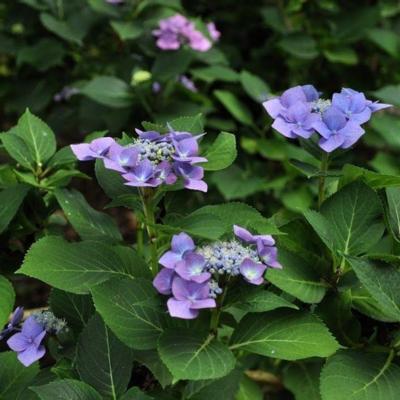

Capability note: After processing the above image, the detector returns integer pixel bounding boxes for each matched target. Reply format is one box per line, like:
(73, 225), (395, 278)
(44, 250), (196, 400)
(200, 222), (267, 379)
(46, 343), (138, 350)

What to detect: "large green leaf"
(191, 65), (239, 83)
(55, 189), (122, 242)
(0, 276), (15, 326)
(240, 70), (270, 103)
(31, 379), (102, 400)
(230, 310), (339, 360)
(40, 13), (85, 45)
(304, 181), (383, 257)
(80, 76), (134, 108)
(386, 187), (400, 241)
(267, 249), (329, 304)
(91, 278), (167, 350)
(214, 90), (253, 126)
(49, 289), (94, 335)
(152, 50), (193, 81)
(320, 350), (400, 400)
(110, 21), (143, 41)
(372, 84), (400, 107)
(169, 114), (204, 134)
(1, 131), (35, 169)
(348, 257), (400, 321)
(158, 328), (236, 381)
(0, 184), (30, 233)
(235, 375), (263, 400)
(283, 362), (322, 400)
(0, 352), (39, 399)
(18, 237), (136, 294)
(203, 132), (237, 171)
(76, 314), (133, 399)
(15, 109), (56, 166)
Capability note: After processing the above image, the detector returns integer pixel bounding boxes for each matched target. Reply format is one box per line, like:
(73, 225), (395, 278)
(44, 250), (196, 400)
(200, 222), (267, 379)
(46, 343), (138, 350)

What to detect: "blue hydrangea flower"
(0, 307), (24, 340)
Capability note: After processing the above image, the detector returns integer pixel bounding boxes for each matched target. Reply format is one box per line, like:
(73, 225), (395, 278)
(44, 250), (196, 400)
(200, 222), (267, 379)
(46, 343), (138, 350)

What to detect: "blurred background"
(0, 0), (399, 227)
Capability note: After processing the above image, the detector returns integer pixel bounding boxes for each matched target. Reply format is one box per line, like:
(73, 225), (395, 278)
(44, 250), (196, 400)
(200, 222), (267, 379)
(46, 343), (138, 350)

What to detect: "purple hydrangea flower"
(123, 159), (161, 187)
(71, 137), (115, 161)
(167, 277), (216, 319)
(7, 316), (46, 367)
(155, 161), (177, 185)
(153, 268), (175, 295)
(172, 137), (207, 164)
(175, 253), (211, 283)
(179, 75), (197, 92)
(257, 243), (282, 269)
(234, 225), (275, 247)
(313, 106), (365, 152)
(53, 86), (79, 102)
(341, 88), (391, 113)
(240, 259), (267, 285)
(103, 143), (139, 173)
(152, 82), (162, 93)
(153, 14), (211, 52)
(173, 162), (208, 192)
(0, 307), (24, 340)
(159, 232), (195, 269)
(331, 91), (371, 124)
(207, 22), (221, 42)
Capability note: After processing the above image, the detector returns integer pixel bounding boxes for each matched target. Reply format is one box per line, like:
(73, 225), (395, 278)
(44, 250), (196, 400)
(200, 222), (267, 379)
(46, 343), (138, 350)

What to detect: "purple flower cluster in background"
(153, 14), (219, 52)
(2, 309), (66, 366)
(153, 226), (281, 319)
(71, 126), (208, 192)
(263, 85), (391, 152)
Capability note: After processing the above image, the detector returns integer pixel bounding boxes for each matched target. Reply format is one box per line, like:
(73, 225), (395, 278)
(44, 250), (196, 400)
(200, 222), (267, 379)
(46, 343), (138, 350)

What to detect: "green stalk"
(139, 188), (158, 277)
(318, 152), (329, 209)
(209, 285), (229, 335)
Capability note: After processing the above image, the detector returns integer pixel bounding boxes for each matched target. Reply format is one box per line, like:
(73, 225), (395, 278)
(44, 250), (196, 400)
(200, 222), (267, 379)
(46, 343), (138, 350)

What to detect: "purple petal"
(153, 268), (175, 295)
(258, 246), (282, 269)
(171, 232), (195, 255)
(272, 117), (296, 139)
(318, 134), (345, 153)
(287, 101), (312, 123)
(347, 108), (371, 125)
(17, 345), (46, 367)
(322, 106), (347, 131)
(21, 317), (45, 338)
(175, 253), (210, 283)
(207, 22), (220, 42)
(90, 137), (115, 156)
(341, 121), (365, 149)
(7, 333), (29, 352)
(263, 98), (284, 119)
(280, 86), (307, 108)
(33, 330), (47, 347)
(70, 143), (94, 161)
(10, 307), (24, 326)
(234, 225), (255, 243)
(240, 259), (266, 285)
(159, 250), (182, 269)
(167, 298), (198, 319)
(184, 179), (208, 192)
(302, 84), (319, 101)
(190, 298), (216, 309)
(369, 101), (392, 112)
(312, 121), (332, 139)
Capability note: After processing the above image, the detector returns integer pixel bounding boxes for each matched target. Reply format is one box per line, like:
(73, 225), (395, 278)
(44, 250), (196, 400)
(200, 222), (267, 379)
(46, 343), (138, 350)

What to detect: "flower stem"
(318, 152), (329, 209)
(209, 286), (229, 335)
(139, 188), (159, 277)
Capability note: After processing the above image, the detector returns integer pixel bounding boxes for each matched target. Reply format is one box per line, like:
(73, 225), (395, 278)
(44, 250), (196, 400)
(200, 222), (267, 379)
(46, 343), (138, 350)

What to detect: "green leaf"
(348, 257), (400, 321)
(88, 0), (121, 17)
(267, 249), (329, 304)
(226, 286), (298, 313)
(119, 387), (154, 400)
(214, 90), (253, 126)
(289, 159), (320, 178)
(80, 76), (134, 108)
(341, 164), (400, 189)
(320, 350), (400, 400)
(110, 21), (143, 41)
(18, 237), (136, 294)
(15, 109), (57, 166)
(55, 188), (122, 242)
(203, 132), (237, 171)
(372, 84), (400, 107)
(133, 350), (173, 388)
(191, 65), (239, 83)
(367, 28), (399, 57)
(1, 130), (35, 169)
(230, 310), (339, 360)
(211, 165), (267, 200)
(169, 114), (204, 134)
(385, 187), (400, 241)
(305, 181), (384, 257)
(49, 289), (94, 335)
(91, 277), (167, 350)
(0, 184), (30, 233)
(0, 276), (14, 326)
(184, 368), (243, 399)
(41, 169), (89, 189)
(0, 352), (39, 399)
(239, 70), (270, 103)
(17, 38), (66, 71)
(283, 362), (322, 400)
(279, 34), (318, 59)
(40, 13), (84, 45)
(76, 314), (133, 399)
(47, 146), (76, 169)
(235, 375), (263, 400)
(152, 50), (193, 81)
(370, 114), (400, 150)
(95, 159), (133, 199)
(32, 379), (102, 400)
(158, 328), (236, 381)
(323, 47), (358, 65)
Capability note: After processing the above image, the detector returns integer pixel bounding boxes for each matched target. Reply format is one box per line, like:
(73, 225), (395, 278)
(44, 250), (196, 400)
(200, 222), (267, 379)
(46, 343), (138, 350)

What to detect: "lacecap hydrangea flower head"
(1, 309), (66, 366)
(263, 85), (391, 152)
(71, 125), (208, 192)
(153, 225), (281, 319)
(153, 14), (220, 52)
